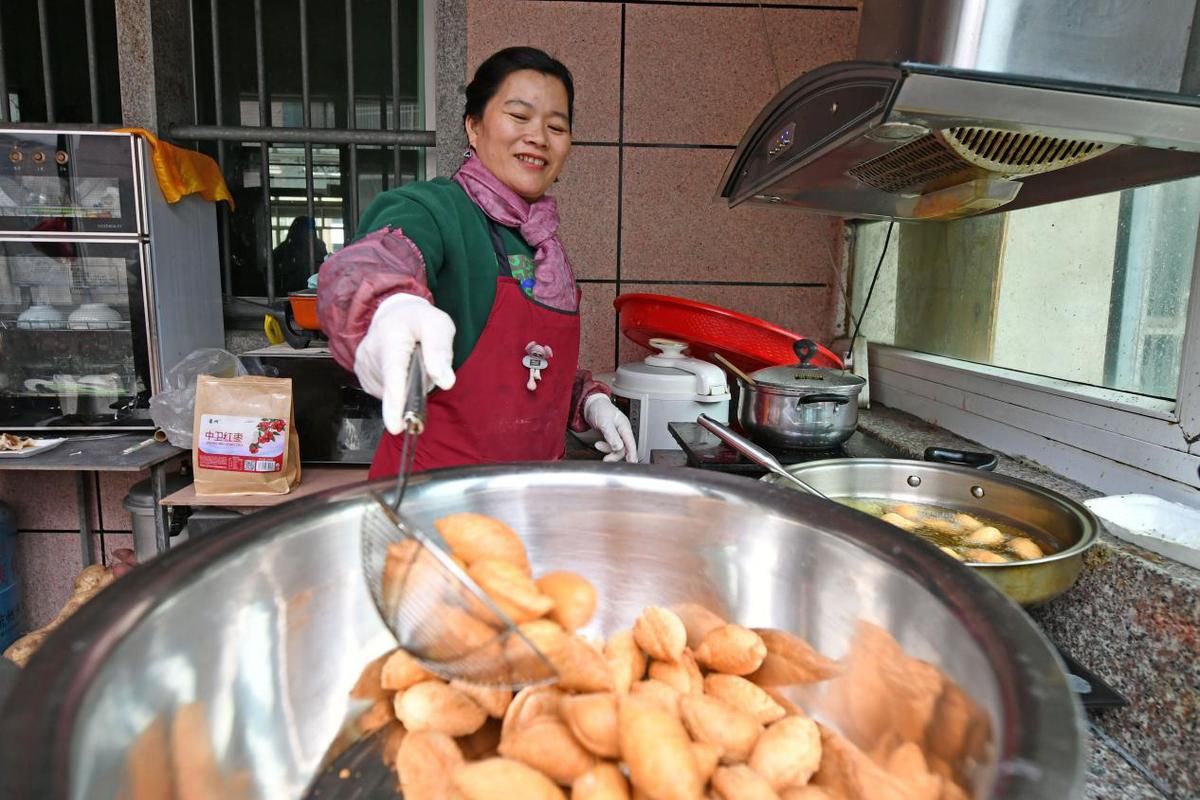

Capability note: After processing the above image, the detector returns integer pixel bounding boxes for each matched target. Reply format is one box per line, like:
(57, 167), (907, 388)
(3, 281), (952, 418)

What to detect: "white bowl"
(16, 304), (66, 329)
(68, 303), (123, 329)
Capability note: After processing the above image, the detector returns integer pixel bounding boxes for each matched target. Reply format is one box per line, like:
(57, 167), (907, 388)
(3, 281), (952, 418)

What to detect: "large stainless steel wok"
(0, 464), (1085, 799)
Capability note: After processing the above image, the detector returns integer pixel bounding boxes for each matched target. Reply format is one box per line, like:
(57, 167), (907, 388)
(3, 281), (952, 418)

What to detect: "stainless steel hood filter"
(720, 0), (1200, 221)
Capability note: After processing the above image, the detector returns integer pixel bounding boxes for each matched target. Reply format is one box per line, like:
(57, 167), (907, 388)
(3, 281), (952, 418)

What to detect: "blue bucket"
(0, 503), (20, 652)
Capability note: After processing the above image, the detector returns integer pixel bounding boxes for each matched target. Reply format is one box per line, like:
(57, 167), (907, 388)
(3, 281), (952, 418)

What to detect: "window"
(185, 0), (434, 302)
(850, 177), (1200, 504)
(0, 0), (122, 124)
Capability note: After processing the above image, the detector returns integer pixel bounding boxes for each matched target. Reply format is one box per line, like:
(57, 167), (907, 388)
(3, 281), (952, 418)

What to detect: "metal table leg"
(151, 463), (169, 557)
(76, 472), (94, 566)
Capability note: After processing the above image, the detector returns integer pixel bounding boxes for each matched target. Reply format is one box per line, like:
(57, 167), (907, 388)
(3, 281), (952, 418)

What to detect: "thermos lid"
(614, 339), (730, 399)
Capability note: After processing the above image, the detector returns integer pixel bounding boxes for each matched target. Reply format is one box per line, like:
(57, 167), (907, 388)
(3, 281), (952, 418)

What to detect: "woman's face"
(465, 69), (571, 202)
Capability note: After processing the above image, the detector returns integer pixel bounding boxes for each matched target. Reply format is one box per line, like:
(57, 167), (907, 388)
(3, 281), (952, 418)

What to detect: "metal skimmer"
(359, 344), (557, 688)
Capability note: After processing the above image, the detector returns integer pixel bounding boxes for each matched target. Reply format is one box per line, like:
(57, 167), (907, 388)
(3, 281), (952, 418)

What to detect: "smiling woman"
(464, 65), (573, 202)
(317, 47), (640, 478)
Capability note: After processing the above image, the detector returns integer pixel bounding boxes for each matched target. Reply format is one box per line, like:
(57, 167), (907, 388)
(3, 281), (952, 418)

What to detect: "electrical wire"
(824, 228), (852, 314)
(849, 220), (895, 348)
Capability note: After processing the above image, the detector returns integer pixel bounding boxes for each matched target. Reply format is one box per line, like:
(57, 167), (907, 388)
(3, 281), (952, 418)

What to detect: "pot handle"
(924, 447), (998, 471)
(697, 414), (830, 500)
(796, 393), (849, 406)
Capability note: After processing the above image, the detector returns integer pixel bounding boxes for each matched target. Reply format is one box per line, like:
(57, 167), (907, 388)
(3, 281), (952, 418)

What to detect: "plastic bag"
(149, 349), (247, 448)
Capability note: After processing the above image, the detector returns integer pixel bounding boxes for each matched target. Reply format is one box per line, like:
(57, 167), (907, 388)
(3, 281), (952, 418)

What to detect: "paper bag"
(192, 375), (301, 496)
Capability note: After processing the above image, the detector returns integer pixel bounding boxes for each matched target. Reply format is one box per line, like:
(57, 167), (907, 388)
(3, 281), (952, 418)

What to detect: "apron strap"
(485, 218), (514, 279)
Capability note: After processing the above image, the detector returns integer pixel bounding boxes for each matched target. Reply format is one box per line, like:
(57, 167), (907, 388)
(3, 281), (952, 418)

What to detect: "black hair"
(286, 215), (313, 239)
(463, 46), (575, 129)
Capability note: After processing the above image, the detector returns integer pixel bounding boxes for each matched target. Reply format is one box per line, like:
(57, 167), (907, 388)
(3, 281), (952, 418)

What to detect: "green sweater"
(356, 178), (534, 370)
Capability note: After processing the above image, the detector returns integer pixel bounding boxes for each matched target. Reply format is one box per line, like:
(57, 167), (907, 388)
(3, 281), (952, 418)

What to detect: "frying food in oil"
(962, 526), (1005, 547)
(840, 498), (1052, 563)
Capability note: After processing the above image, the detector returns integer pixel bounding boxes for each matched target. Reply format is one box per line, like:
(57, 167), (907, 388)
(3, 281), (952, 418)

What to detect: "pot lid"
(749, 339), (865, 390)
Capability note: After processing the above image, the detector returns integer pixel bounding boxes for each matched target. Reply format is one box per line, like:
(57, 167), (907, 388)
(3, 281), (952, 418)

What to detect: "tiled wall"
(466, 0), (860, 373)
(0, 471), (139, 631)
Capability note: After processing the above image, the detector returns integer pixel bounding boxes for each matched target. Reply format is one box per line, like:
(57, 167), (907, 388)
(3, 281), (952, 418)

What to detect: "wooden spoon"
(710, 352), (757, 386)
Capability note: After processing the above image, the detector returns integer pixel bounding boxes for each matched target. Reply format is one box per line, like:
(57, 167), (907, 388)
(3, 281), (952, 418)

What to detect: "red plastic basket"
(613, 293), (842, 372)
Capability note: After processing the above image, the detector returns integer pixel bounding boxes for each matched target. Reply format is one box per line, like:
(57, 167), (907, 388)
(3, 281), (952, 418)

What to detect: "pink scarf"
(453, 152), (578, 311)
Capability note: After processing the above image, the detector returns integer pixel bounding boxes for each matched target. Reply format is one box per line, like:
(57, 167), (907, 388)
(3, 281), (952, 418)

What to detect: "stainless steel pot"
(738, 339), (865, 449)
(0, 464), (1085, 799)
(762, 458), (1101, 606)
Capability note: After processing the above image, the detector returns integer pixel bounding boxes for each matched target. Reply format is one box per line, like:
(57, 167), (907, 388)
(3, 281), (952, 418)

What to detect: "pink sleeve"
(568, 369), (612, 432)
(316, 227), (434, 372)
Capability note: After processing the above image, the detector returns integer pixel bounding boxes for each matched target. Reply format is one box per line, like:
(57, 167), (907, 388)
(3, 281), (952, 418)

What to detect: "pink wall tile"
(13, 532), (132, 633)
(624, 4), (859, 145)
(92, 533), (135, 566)
(615, 283), (836, 366)
(97, 471), (143, 532)
(555, 145), (619, 281)
(14, 531), (83, 630)
(458, 1), (859, 429)
(0, 471), (96, 531)
(579, 282), (618, 374)
(467, 0), (622, 143)
(104, 532), (135, 557)
(621, 147), (843, 284)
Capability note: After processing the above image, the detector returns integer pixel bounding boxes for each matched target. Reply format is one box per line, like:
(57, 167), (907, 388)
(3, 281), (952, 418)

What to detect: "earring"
(462, 147), (473, 160)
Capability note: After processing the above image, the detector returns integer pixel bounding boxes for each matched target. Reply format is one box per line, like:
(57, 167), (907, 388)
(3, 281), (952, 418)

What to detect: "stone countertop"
(1086, 730), (1172, 799)
(856, 405), (1197, 800)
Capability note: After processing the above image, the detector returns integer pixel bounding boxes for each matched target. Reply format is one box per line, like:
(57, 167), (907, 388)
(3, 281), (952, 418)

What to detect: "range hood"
(719, 0), (1200, 221)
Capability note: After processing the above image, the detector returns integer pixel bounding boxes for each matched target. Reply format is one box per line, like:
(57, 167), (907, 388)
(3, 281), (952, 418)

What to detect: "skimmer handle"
(403, 343), (428, 435)
(392, 344), (429, 512)
(696, 414), (830, 500)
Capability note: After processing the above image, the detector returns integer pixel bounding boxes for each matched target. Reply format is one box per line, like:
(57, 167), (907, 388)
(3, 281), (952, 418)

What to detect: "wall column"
(114, 0), (195, 133)
(435, 0), (467, 177)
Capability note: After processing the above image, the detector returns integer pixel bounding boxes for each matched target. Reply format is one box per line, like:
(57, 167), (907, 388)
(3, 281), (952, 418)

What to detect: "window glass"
(851, 176), (1200, 400)
(207, 140), (424, 297)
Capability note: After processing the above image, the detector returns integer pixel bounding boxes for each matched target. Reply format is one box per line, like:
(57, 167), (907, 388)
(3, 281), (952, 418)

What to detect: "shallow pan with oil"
(761, 457), (1100, 606)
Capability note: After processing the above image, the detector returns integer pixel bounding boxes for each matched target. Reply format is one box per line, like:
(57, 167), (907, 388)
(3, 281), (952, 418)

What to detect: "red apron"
(369, 275), (581, 478)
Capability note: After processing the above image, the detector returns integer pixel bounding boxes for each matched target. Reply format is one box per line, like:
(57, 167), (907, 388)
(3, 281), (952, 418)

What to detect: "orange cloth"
(116, 128), (235, 211)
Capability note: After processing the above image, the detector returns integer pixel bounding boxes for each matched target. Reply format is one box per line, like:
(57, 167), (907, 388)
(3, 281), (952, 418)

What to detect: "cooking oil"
(835, 496), (1055, 562)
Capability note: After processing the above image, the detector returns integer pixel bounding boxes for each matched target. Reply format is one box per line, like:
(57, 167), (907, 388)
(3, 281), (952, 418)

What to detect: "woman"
(318, 46), (637, 478)
(271, 215), (328, 295)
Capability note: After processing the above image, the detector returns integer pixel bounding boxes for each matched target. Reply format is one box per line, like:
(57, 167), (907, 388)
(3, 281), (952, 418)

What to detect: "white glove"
(583, 393), (638, 463)
(354, 293), (457, 435)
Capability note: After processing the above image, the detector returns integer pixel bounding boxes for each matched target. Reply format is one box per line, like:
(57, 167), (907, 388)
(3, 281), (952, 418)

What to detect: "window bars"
(172, 0), (435, 303)
(0, 0), (107, 123)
